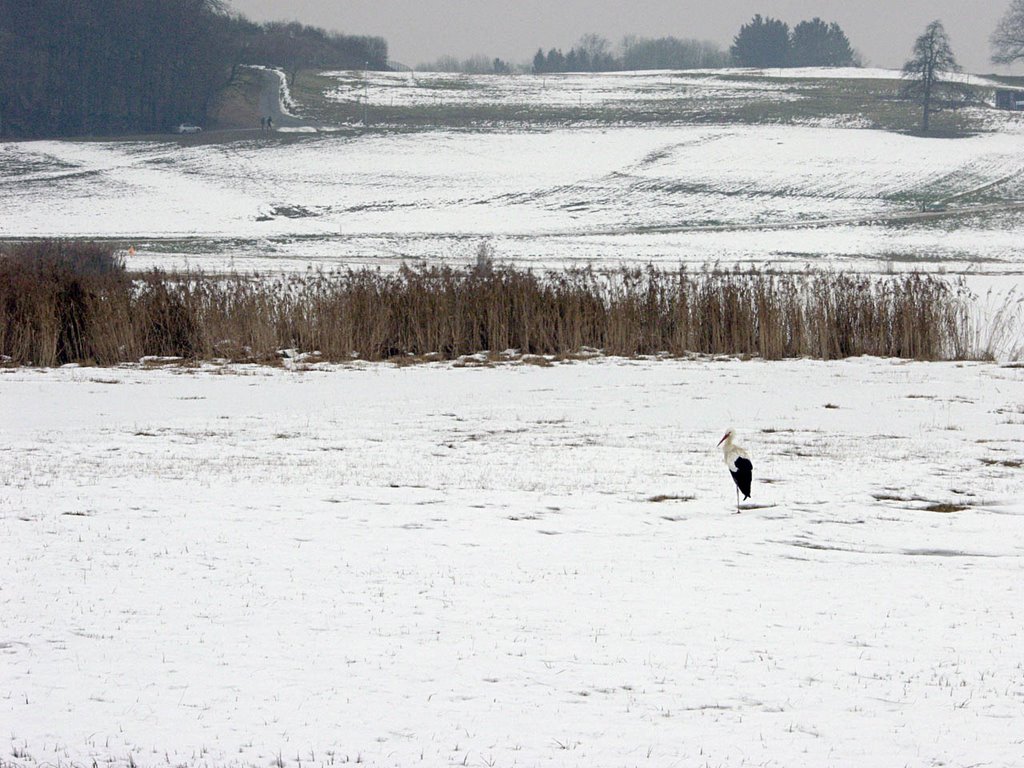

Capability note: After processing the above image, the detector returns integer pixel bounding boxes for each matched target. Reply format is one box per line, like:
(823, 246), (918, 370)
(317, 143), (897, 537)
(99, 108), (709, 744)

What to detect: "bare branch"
(992, 0), (1024, 63)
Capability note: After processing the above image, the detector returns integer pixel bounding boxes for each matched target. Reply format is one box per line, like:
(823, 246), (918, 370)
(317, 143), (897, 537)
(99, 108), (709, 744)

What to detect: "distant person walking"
(267, 116), (273, 130)
(260, 117), (266, 131)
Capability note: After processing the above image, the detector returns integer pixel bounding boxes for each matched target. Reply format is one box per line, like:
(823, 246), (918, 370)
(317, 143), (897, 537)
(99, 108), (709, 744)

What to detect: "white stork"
(718, 428), (753, 511)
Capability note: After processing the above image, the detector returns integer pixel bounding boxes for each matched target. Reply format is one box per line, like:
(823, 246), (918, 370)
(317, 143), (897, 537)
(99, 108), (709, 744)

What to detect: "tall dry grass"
(0, 241), (132, 365)
(0, 241), (993, 367)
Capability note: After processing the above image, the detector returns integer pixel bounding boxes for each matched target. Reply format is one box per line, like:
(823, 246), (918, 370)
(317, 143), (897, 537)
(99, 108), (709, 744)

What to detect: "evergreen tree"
(546, 48), (565, 71)
(730, 15), (790, 68)
(791, 18), (855, 67)
(902, 20), (971, 133)
(824, 22), (856, 66)
(533, 49), (546, 73)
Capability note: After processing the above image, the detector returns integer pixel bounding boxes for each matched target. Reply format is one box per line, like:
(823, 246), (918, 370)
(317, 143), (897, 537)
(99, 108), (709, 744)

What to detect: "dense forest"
(0, 0), (387, 138)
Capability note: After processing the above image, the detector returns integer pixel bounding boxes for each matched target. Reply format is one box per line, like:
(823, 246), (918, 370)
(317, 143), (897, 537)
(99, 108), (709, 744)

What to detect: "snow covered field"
(4, 122), (1024, 274)
(4, 67), (1024, 274)
(325, 69), (802, 109)
(2, 358), (1024, 767)
(322, 68), (1002, 110)
(718, 67), (1003, 86)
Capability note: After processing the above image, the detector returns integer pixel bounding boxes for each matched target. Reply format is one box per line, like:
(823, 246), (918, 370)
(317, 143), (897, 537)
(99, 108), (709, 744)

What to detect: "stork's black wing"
(730, 457), (753, 500)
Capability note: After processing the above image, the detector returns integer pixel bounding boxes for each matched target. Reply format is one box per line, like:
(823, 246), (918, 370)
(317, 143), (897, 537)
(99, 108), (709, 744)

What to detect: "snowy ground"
(3, 357), (1024, 768)
(324, 69), (802, 109)
(4, 123), (1024, 275)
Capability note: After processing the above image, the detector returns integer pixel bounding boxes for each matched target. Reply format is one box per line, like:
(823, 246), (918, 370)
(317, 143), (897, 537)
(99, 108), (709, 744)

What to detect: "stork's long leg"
(736, 486), (740, 513)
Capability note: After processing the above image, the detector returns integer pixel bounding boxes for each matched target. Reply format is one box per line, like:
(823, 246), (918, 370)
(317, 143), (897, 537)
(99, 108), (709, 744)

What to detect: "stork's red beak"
(717, 433), (728, 446)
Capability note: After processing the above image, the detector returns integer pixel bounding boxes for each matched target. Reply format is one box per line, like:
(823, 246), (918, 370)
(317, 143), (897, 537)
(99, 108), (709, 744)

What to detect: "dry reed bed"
(0, 241), (985, 367)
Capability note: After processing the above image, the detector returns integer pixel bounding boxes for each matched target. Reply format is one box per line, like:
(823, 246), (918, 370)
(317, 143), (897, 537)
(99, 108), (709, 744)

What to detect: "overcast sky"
(228, 0), (1018, 73)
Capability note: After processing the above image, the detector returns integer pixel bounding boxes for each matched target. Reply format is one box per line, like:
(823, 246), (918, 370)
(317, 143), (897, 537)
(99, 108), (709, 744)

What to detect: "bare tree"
(576, 34), (614, 70)
(993, 0), (1024, 64)
(620, 36), (729, 70)
(902, 20), (971, 133)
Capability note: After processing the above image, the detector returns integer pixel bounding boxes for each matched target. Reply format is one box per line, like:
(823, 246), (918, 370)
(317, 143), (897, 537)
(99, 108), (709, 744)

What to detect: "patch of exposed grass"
(980, 457), (1023, 469)
(876, 493), (973, 513)
(389, 352), (442, 368)
(520, 354), (554, 367)
(923, 503), (969, 513)
(873, 493), (912, 502)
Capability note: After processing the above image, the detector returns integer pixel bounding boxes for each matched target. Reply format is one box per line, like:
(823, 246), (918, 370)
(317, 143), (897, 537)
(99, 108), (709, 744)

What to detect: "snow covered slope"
(3, 65), (1024, 273)
(4, 124), (1024, 273)
(2, 358), (1023, 768)
(322, 68), (1004, 110)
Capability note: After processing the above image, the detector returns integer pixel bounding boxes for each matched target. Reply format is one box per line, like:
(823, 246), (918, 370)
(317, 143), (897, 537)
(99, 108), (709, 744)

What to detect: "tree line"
(416, 54), (513, 75)
(526, 18), (854, 74)
(0, 0), (387, 138)
(532, 34), (729, 74)
(232, 18), (388, 86)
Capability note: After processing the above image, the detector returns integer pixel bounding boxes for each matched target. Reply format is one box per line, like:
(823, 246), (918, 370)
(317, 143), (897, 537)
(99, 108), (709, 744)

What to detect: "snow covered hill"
(4, 122), (1024, 274)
